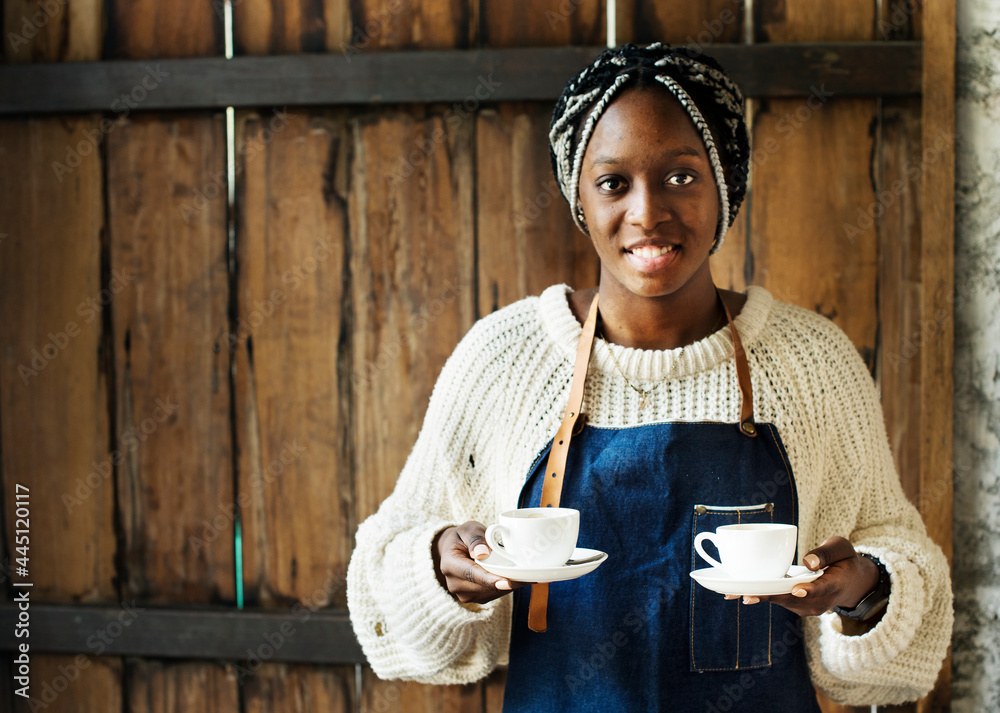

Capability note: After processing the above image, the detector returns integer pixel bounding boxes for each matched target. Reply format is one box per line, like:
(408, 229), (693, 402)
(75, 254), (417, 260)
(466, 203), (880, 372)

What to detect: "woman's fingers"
(434, 522), (527, 604)
(803, 536), (858, 570)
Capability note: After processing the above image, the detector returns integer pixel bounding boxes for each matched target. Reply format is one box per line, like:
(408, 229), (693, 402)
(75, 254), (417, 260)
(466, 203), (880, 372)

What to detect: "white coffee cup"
(694, 523), (797, 580)
(484, 507), (580, 568)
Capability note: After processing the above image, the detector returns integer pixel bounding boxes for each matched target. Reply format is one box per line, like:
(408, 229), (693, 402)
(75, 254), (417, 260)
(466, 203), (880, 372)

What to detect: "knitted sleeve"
(346, 310), (523, 684)
(799, 318), (953, 705)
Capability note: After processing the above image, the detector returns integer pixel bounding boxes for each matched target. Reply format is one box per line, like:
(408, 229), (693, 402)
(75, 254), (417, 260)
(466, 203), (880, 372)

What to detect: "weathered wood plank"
(348, 105), (476, 711)
(479, 0), (605, 47)
(350, 0), (474, 51)
(11, 656), (122, 713)
(623, 0), (743, 45)
(243, 665), (354, 713)
(0, 115), (117, 712)
(751, 3), (878, 711)
(2, 0), (103, 63)
(106, 113), (234, 607)
(360, 667), (482, 713)
(105, 0), (222, 59)
(234, 109), (354, 609)
(233, 0), (351, 55)
(126, 661), (238, 713)
(475, 103), (599, 312)
(0, 117), (114, 602)
(0, 44), (925, 115)
(915, 1), (955, 711)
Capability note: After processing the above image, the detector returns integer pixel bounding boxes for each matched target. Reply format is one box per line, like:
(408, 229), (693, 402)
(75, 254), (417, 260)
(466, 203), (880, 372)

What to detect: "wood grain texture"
(349, 0), (474, 51)
(620, 0), (743, 44)
(243, 665), (354, 712)
(475, 103), (599, 312)
(105, 0), (222, 59)
(0, 115), (118, 713)
(106, 113), (235, 605)
(11, 656), (122, 713)
(479, 0), (605, 47)
(349, 104), (476, 520)
(876, 99), (923, 508)
(916, 2), (955, 711)
(126, 660), (238, 713)
(349, 106), (476, 712)
(2, 0), (103, 63)
(0, 117), (114, 602)
(751, 3), (876, 711)
(234, 109), (354, 609)
(360, 668), (482, 713)
(233, 0), (351, 55)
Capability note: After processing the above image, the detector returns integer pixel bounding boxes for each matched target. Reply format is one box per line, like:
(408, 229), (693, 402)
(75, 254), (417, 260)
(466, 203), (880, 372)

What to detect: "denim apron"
(502, 293), (820, 713)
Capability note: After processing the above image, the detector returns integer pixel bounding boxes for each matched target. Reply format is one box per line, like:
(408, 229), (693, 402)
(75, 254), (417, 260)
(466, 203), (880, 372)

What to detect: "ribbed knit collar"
(539, 284), (774, 381)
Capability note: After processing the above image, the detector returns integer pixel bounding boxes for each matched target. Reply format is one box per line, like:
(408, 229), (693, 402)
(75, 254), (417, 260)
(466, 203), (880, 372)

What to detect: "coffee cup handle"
(694, 532), (724, 570)
(484, 524), (510, 558)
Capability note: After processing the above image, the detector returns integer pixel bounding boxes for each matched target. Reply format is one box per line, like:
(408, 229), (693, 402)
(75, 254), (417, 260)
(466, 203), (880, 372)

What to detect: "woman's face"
(578, 88), (720, 301)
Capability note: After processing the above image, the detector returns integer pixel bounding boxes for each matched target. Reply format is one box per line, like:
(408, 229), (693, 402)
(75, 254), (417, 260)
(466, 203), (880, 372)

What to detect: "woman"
(347, 44), (952, 711)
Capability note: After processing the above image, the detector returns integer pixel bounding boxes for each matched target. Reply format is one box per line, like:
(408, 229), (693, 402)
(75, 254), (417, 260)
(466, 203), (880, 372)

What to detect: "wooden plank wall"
(0, 1), (951, 712)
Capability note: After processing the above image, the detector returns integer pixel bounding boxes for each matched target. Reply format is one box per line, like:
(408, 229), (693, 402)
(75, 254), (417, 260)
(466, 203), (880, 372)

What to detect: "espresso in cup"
(694, 523), (797, 580)
(485, 507), (579, 568)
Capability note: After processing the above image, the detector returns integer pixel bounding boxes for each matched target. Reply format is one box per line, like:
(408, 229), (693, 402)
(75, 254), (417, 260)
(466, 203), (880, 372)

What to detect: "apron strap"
(527, 287), (755, 632)
(718, 289), (757, 438)
(528, 292), (600, 632)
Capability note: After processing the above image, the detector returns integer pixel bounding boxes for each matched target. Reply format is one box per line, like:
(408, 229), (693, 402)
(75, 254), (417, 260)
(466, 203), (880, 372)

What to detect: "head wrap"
(548, 42), (749, 252)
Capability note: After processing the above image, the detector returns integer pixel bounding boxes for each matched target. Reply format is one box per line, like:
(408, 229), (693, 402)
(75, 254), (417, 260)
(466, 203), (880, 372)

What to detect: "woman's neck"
(569, 273), (743, 351)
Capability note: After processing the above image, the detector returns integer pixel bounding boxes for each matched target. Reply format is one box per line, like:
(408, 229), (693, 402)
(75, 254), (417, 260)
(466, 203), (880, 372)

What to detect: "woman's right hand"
(432, 521), (529, 604)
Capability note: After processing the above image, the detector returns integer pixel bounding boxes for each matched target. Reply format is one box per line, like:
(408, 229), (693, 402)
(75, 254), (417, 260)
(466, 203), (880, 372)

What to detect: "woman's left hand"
(725, 536), (879, 617)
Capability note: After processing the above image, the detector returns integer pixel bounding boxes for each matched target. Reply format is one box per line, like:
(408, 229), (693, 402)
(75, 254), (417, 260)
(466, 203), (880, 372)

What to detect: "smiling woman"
(347, 43), (952, 713)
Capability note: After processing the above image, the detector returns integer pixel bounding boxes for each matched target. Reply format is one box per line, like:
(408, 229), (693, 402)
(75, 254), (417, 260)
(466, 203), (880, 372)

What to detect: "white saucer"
(689, 565), (824, 596)
(477, 547), (608, 583)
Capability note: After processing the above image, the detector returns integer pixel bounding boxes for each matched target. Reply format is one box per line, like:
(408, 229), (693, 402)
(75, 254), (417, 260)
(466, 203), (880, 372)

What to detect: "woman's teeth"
(629, 245), (676, 258)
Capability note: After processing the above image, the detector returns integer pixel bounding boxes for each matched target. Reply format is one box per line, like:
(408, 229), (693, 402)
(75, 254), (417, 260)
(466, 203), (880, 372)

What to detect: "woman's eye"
(668, 173), (695, 186)
(598, 177), (625, 191)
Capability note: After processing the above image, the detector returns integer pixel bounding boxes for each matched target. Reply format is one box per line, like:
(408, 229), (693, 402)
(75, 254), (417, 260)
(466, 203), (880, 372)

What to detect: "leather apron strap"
(527, 288), (755, 632)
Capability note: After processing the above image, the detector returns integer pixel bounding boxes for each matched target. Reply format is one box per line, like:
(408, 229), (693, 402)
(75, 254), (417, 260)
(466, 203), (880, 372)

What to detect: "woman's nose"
(625, 184), (670, 230)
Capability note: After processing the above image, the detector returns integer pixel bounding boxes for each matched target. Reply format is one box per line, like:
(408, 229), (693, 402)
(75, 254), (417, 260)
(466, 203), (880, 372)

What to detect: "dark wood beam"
(0, 603), (365, 664)
(0, 43), (921, 115)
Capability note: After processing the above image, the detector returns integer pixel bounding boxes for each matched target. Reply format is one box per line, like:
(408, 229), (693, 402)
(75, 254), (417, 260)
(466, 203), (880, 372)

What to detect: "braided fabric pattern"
(548, 42), (750, 252)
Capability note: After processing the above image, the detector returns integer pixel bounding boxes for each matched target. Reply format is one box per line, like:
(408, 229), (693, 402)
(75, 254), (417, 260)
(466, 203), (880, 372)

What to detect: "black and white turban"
(548, 42), (749, 252)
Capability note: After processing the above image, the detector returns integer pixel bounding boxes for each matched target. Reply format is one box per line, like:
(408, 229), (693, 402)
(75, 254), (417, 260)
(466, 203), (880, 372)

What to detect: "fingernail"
(472, 545), (490, 560)
(742, 596), (759, 605)
(804, 554), (820, 569)
(724, 594), (739, 600)
(792, 588), (807, 598)
(495, 580), (511, 590)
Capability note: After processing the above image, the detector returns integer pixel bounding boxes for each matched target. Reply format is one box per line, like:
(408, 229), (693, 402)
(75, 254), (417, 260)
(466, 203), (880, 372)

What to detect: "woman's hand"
(726, 536), (880, 617)
(432, 521), (530, 604)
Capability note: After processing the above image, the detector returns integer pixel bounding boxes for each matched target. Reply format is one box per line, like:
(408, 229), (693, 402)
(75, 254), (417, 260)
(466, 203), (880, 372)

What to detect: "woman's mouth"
(624, 244), (678, 272)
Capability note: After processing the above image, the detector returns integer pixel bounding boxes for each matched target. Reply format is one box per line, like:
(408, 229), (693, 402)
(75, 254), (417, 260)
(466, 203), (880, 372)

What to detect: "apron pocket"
(689, 502), (775, 672)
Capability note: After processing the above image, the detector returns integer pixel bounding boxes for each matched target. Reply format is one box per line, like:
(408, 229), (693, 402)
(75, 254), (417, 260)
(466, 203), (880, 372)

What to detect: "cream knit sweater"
(346, 285), (952, 706)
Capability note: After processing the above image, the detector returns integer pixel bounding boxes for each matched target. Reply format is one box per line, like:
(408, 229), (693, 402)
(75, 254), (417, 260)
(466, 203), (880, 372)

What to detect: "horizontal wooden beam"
(0, 43), (921, 115)
(0, 603), (365, 664)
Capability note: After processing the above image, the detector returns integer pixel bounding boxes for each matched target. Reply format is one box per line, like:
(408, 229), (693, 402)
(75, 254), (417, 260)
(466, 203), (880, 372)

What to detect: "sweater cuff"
(815, 548), (924, 680)
(364, 520), (501, 681)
